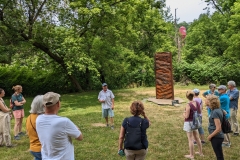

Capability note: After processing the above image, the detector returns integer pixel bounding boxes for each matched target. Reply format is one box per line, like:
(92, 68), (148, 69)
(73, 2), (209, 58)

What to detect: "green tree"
(0, 0), (174, 91)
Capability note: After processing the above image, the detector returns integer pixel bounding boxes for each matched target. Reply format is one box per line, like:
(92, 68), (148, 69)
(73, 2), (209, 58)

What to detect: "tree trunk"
(100, 70), (105, 83)
(67, 74), (83, 91)
(85, 67), (90, 89)
(0, 4), (83, 92)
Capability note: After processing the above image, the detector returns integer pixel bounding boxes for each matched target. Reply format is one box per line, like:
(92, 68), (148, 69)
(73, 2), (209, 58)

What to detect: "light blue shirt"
(227, 88), (239, 110)
(98, 89), (115, 109)
(219, 93), (230, 119)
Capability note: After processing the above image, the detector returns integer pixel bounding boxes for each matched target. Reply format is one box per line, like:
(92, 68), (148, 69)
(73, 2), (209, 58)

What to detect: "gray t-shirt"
(208, 108), (224, 139)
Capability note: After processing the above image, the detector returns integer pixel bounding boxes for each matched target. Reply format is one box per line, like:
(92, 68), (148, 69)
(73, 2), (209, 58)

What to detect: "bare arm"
(207, 118), (221, 141)
(183, 104), (190, 119)
(111, 98), (114, 109)
(76, 133), (83, 141)
(0, 102), (11, 113)
(75, 125), (83, 141)
(118, 126), (125, 150)
(21, 97), (26, 104)
(13, 100), (24, 106)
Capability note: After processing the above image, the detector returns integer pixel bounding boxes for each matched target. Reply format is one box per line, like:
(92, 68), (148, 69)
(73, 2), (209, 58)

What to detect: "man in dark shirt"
(227, 81), (239, 136)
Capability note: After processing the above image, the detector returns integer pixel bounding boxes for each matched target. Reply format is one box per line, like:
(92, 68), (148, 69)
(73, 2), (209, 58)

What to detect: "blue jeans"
(198, 126), (204, 135)
(30, 151), (42, 160)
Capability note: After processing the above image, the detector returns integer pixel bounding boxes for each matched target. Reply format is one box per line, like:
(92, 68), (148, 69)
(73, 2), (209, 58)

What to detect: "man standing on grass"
(36, 92), (83, 160)
(227, 81), (239, 136)
(98, 83), (115, 129)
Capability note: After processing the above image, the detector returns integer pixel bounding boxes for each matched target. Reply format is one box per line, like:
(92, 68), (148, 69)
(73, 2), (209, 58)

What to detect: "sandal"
(184, 155), (194, 159)
(195, 152), (204, 156)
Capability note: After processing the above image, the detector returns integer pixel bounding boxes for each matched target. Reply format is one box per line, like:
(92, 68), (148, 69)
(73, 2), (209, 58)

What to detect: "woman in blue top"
(203, 84), (219, 116)
(206, 95), (224, 160)
(118, 101), (150, 160)
(217, 85), (231, 147)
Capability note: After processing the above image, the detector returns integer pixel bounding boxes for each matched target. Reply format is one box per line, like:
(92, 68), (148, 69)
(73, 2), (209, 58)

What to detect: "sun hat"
(43, 92), (60, 107)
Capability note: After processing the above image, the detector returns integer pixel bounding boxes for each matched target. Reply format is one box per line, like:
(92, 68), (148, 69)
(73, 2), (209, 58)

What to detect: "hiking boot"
(18, 132), (25, 136)
(14, 135), (20, 140)
(106, 124), (109, 127)
(233, 132), (239, 136)
(6, 144), (17, 148)
(111, 125), (114, 130)
(201, 141), (206, 144)
(193, 141), (197, 145)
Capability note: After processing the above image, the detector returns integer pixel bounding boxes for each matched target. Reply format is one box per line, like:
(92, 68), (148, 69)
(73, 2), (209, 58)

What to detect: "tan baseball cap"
(43, 92), (61, 107)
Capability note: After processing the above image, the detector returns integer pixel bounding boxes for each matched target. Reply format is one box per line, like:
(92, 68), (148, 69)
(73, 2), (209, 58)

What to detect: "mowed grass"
(1, 84), (240, 160)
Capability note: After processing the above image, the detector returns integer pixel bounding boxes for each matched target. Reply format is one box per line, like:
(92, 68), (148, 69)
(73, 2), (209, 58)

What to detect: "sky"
(165, 0), (212, 22)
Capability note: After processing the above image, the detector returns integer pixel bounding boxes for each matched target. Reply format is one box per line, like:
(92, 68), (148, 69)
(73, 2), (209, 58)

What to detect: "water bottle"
(118, 149), (125, 157)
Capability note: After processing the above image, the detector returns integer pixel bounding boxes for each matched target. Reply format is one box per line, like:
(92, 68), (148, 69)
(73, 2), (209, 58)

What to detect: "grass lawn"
(1, 84), (240, 160)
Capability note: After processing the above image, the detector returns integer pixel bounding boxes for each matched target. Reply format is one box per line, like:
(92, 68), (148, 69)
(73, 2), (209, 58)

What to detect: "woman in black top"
(206, 95), (224, 160)
(118, 101), (150, 160)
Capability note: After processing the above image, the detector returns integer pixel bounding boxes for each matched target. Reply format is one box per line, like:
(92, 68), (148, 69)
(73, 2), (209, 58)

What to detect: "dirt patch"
(91, 123), (106, 127)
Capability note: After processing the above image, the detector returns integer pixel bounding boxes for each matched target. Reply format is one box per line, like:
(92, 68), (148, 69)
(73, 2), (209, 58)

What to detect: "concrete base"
(147, 97), (185, 105)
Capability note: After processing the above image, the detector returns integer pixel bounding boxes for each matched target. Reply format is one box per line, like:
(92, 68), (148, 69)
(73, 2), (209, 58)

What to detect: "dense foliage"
(0, 0), (240, 95)
(177, 0), (240, 86)
(0, 65), (75, 96)
(0, 0), (176, 95)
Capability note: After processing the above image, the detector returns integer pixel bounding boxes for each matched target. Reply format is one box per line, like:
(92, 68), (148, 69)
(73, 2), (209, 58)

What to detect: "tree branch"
(110, 0), (127, 6)
(32, 0), (47, 23)
(210, 0), (224, 15)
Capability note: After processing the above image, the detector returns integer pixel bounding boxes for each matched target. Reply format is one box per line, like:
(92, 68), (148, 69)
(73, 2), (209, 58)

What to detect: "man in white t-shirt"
(98, 83), (115, 129)
(36, 92), (83, 160)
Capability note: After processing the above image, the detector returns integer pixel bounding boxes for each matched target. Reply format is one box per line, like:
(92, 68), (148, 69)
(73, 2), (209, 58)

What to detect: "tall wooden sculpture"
(155, 52), (174, 99)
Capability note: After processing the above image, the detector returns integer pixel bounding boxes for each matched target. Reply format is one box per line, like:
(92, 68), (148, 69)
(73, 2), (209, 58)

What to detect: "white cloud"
(165, 0), (210, 22)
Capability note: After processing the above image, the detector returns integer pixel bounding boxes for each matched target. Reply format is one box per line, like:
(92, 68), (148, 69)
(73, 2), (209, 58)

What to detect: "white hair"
(29, 95), (45, 114)
(228, 81), (236, 87)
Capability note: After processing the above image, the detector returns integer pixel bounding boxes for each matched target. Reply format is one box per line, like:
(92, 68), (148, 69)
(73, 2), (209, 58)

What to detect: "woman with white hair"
(26, 95), (44, 160)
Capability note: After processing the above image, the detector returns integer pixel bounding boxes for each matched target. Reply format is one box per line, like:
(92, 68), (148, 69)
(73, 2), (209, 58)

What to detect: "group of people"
(1, 81), (239, 160)
(183, 81), (239, 160)
(0, 83), (150, 160)
(0, 85), (83, 160)
(0, 85), (26, 147)
(26, 92), (83, 160)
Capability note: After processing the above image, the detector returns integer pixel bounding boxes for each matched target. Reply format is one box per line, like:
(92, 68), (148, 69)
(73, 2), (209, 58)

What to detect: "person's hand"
(111, 106), (114, 110)
(99, 100), (105, 103)
(207, 135), (212, 141)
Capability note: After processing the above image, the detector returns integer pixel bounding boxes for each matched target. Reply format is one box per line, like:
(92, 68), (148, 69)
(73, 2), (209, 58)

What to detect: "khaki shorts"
(13, 109), (24, 119)
(124, 149), (147, 160)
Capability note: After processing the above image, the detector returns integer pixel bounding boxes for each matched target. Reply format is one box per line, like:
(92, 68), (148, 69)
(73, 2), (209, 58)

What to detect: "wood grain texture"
(155, 52), (174, 99)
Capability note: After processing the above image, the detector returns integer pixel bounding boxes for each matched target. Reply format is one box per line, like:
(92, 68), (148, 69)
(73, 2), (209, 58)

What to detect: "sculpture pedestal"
(147, 97), (185, 106)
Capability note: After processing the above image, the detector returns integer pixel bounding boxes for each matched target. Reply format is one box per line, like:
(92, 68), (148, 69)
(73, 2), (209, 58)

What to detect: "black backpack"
(124, 118), (144, 150)
(221, 110), (231, 133)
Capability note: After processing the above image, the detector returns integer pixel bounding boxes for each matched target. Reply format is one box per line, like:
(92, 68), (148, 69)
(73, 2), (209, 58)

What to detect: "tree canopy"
(1, 0), (240, 95)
